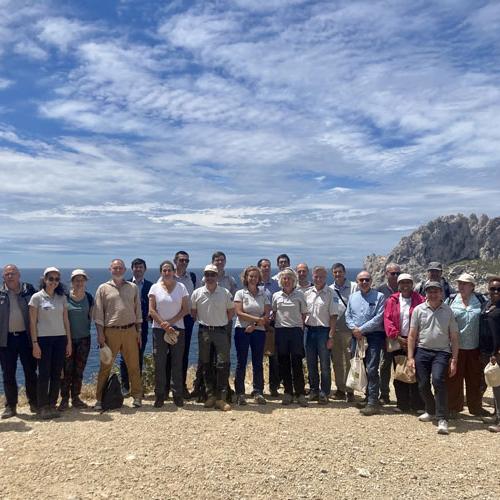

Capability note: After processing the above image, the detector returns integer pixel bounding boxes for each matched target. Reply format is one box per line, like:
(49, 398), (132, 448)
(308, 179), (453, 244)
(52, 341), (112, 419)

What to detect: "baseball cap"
(397, 273), (413, 283)
(456, 273), (475, 285)
(425, 280), (442, 290)
(203, 264), (218, 274)
(427, 262), (443, 271)
(43, 267), (60, 276)
(71, 269), (88, 280)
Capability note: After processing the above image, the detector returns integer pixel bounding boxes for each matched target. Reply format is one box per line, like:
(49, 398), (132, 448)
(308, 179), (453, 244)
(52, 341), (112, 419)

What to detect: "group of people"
(1, 254), (499, 436)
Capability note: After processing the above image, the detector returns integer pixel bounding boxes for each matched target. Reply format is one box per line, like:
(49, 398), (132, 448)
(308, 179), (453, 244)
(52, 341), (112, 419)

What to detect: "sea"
(0, 267), (361, 392)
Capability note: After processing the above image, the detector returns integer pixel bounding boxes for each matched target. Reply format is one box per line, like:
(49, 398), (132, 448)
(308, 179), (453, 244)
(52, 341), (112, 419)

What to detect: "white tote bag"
(346, 341), (368, 393)
(484, 362), (500, 388)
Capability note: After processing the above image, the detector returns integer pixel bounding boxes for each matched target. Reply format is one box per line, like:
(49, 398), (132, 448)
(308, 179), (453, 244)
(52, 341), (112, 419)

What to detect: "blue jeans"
(234, 327), (265, 395)
(305, 326), (331, 395)
(415, 347), (451, 420)
(352, 332), (385, 406)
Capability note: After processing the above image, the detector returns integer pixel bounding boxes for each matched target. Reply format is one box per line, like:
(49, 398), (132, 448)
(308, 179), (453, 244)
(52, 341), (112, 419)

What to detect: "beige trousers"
(331, 324), (353, 394)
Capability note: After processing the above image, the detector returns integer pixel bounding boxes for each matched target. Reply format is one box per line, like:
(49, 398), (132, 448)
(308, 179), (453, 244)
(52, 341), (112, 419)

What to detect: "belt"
(8, 330), (27, 336)
(199, 325), (226, 332)
(106, 323), (136, 330)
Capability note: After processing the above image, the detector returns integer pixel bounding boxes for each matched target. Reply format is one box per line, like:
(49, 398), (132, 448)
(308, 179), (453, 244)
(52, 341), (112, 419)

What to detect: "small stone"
(357, 468), (371, 478)
(126, 454), (136, 461)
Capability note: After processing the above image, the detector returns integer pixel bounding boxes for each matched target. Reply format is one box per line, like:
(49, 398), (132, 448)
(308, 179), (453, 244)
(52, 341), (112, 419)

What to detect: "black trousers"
(37, 336), (66, 408)
(0, 331), (37, 408)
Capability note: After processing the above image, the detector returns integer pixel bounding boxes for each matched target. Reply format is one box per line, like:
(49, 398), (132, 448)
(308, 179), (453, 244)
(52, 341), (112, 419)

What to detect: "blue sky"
(1, 0), (499, 269)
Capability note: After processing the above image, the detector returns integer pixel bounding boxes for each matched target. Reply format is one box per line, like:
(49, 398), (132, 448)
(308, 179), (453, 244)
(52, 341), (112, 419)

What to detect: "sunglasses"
(490, 287), (500, 293)
(389, 272), (401, 276)
(358, 278), (371, 283)
(46, 276), (60, 282)
(204, 272), (217, 277)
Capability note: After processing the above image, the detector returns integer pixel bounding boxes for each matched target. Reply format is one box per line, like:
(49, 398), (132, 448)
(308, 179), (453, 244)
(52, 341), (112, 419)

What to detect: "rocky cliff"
(365, 213), (500, 290)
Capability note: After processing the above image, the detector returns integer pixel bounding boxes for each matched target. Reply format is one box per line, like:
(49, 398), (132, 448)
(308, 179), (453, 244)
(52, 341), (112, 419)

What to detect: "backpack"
(101, 373), (124, 412)
(189, 271), (197, 288)
(447, 292), (486, 307)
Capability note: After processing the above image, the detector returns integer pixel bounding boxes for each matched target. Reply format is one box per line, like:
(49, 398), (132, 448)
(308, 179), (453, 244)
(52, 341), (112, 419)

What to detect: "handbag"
(386, 337), (401, 353)
(346, 341), (368, 393)
(394, 355), (416, 384)
(484, 361), (500, 388)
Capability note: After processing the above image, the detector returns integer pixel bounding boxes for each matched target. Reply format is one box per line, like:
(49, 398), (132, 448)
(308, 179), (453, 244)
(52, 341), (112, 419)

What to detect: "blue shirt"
(260, 279), (280, 301)
(345, 289), (385, 334)
(449, 293), (482, 350)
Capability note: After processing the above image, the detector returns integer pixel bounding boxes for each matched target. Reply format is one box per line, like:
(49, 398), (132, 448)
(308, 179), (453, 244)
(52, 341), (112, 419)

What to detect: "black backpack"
(101, 373), (124, 412)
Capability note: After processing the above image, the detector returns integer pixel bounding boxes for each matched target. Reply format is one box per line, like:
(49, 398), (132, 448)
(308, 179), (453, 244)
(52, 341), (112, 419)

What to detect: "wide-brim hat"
(456, 273), (475, 285)
(397, 273), (413, 283)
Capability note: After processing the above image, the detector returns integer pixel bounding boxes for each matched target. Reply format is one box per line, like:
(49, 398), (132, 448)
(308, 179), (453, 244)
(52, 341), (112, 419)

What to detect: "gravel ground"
(1, 386), (499, 500)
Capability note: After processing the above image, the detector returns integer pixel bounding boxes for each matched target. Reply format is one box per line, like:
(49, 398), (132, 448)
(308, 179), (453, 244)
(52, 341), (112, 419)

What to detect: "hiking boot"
(356, 401), (367, 409)
(297, 395), (308, 407)
(332, 390), (346, 401)
(173, 396), (184, 408)
(270, 389), (280, 398)
(360, 404), (381, 416)
(437, 419), (449, 435)
(94, 401), (103, 411)
(308, 391), (319, 402)
(1, 406), (16, 419)
(154, 398), (164, 408)
(282, 393), (293, 405)
(215, 399), (231, 411)
(72, 397), (88, 409)
(58, 398), (69, 411)
(346, 392), (355, 403)
(183, 387), (191, 400)
(204, 396), (216, 408)
(40, 407), (52, 420)
(254, 393), (267, 405)
(318, 393), (329, 405)
(418, 412), (433, 422)
(488, 424), (500, 433)
(236, 394), (248, 406)
(132, 398), (142, 408)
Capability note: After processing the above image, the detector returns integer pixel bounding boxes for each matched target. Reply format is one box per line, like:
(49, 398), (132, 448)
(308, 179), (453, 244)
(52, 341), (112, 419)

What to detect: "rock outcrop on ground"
(365, 213), (500, 289)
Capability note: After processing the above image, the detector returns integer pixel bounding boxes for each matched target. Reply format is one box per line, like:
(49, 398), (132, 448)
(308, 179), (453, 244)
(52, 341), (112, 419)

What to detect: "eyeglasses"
(490, 287), (500, 293)
(46, 276), (60, 282)
(204, 272), (217, 277)
(358, 278), (371, 283)
(389, 272), (401, 276)
(177, 258), (189, 263)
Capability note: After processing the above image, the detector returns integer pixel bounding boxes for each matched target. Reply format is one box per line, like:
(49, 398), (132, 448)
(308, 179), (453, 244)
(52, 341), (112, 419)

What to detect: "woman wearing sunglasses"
(29, 267), (72, 419)
(481, 276), (500, 432)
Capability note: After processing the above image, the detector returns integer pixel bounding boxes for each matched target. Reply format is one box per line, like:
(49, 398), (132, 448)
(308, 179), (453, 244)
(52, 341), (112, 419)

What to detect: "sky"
(1, 0), (499, 269)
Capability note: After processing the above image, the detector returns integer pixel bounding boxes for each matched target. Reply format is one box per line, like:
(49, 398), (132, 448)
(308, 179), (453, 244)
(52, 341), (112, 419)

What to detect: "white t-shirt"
(234, 288), (270, 330)
(148, 282), (188, 329)
(399, 294), (412, 338)
(28, 290), (67, 337)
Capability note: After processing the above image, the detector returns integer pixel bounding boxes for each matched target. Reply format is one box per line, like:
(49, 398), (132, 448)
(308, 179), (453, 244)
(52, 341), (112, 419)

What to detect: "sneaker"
(1, 406), (16, 419)
(132, 398), (142, 408)
(204, 396), (216, 408)
(282, 393), (293, 405)
(379, 395), (391, 406)
(308, 391), (319, 402)
(215, 399), (231, 411)
(470, 408), (492, 417)
(58, 398), (69, 411)
(40, 407), (52, 420)
(270, 389), (280, 398)
(183, 387), (191, 400)
(345, 392), (355, 403)
(121, 387), (131, 398)
(418, 412), (433, 422)
(173, 396), (184, 408)
(94, 401), (103, 411)
(332, 390), (346, 401)
(488, 424), (500, 433)
(360, 404), (381, 416)
(297, 394), (308, 407)
(71, 397), (88, 409)
(254, 393), (267, 405)
(318, 393), (329, 405)
(437, 419), (449, 435)
(154, 398), (164, 408)
(482, 415), (498, 425)
(236, 395), (248, 406)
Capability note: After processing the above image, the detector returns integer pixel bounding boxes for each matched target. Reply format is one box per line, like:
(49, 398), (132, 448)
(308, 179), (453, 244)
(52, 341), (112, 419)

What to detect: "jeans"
(234, 327), (265, 395)
(0, 331), (37, 408)
(352, 332), (385, 406)
(120, 321), (148, 391)
(305, 326), (331, 395)
(37, 335), (67, 408)
(198, 326), (230, 399)
(153, 328), (184, 400)
(275, 327), (305, 396)
(415, 347), (451, 420)
(61, 336), (91, 400)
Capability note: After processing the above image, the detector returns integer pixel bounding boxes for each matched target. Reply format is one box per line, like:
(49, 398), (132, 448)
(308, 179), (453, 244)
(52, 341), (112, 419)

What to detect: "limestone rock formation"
(365, 213), (500, 291)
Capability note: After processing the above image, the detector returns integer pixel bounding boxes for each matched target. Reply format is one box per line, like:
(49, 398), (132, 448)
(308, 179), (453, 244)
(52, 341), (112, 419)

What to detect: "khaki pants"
(96, 327), (142, 400)
(331, 327), (353, 394)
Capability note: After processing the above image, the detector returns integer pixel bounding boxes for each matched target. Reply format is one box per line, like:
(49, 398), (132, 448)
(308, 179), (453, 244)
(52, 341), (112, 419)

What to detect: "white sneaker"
(132, 398), (142, 408)
(418, 412), (433, 422)
(437, 419), (449, 435)
(94, 401), (102, 411)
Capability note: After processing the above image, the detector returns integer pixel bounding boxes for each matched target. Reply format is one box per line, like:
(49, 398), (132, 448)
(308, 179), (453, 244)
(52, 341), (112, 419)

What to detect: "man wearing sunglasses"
(345, 271), (386, 415)
(377, 263), (402, 406)
(0, 265), (37, 418)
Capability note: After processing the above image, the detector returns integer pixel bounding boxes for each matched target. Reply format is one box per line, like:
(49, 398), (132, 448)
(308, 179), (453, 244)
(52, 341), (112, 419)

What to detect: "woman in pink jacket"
(384, 273), (425, 413)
